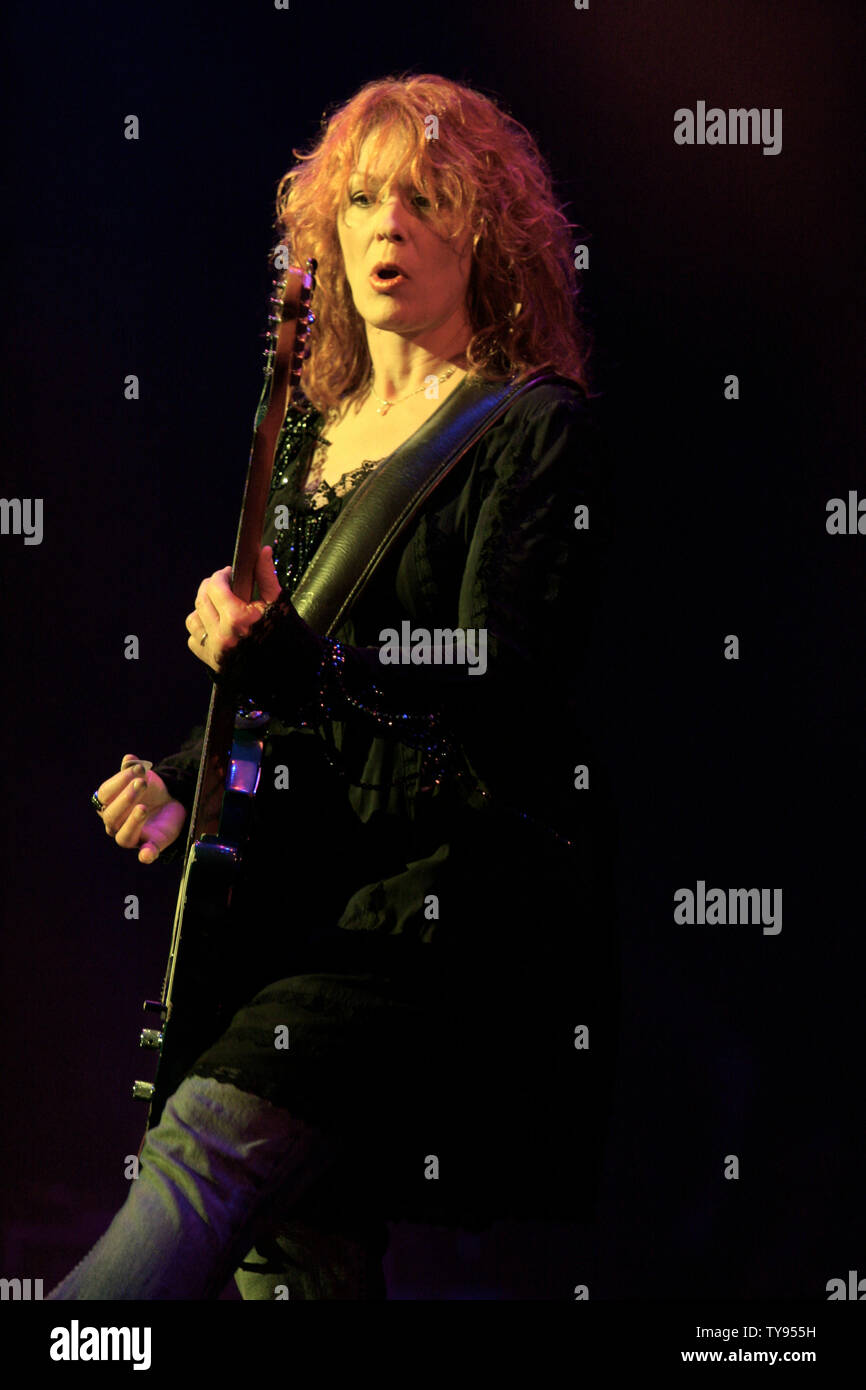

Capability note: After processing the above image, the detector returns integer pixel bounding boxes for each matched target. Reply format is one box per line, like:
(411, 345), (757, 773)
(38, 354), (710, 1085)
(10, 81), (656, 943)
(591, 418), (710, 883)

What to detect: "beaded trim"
(318, 640), (438, 737)
(301, 638), (452, 792)
(298, 638), (576, 849)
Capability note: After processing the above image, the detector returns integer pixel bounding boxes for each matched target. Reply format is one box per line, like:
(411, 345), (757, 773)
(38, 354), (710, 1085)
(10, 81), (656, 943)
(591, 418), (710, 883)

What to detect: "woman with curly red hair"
(276, 73), (590, 410)
(49, 73), (616, 1301)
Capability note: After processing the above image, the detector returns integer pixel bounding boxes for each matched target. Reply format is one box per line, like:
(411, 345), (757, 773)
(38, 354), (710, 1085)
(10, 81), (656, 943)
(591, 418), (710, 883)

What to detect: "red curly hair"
(275, 73), (592, 413)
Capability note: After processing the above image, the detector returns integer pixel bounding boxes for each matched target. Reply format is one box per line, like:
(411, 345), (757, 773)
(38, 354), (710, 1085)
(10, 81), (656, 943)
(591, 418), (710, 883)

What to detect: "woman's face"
(337, 129), (473, 342)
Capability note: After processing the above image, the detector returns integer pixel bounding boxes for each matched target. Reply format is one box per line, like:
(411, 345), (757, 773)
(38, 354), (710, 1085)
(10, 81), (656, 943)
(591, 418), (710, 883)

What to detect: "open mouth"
(370, 263), (408, 287)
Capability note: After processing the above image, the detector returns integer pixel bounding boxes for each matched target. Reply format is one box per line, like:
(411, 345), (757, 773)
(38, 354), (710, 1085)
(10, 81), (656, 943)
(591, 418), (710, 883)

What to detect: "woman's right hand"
(96, 754), (187, 864)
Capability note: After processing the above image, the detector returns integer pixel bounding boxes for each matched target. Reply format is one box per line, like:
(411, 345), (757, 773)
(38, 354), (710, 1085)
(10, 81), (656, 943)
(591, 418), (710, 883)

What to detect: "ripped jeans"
(46, 1075), (389, 1301)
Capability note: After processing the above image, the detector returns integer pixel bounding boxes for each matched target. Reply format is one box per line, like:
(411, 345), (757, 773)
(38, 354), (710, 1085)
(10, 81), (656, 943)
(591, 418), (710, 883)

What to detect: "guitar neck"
(230, 325), (297, 601)
(186, 258), (316, 844)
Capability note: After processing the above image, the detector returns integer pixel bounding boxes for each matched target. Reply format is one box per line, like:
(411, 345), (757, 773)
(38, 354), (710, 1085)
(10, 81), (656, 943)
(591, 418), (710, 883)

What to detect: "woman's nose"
(373, 192), (409, 234)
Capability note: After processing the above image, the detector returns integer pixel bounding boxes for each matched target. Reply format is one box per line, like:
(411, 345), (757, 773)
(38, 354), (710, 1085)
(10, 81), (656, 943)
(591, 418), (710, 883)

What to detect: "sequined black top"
(153, 376), (614, 977)
(269, 435), (386, 592)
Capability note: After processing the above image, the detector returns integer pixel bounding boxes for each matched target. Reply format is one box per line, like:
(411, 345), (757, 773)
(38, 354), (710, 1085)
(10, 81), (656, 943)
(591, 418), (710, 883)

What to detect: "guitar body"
(141, 836), (240, 1125)
(133, 258), (316, 1132)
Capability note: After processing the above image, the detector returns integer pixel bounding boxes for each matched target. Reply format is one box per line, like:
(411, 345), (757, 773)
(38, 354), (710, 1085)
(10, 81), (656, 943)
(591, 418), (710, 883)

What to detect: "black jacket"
(150, 376), (619, 1224)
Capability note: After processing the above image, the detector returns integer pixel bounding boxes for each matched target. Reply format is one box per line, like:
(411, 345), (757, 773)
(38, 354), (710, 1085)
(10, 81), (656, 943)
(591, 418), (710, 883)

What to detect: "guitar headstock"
(263, 251), (317, 404)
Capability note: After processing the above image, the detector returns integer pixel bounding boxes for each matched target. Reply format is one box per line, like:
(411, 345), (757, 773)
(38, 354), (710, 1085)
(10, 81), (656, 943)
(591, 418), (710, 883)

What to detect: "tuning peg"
(132, 1081), (155, 1102)
(139, 1028), (164, 1050)
(143, 1000), (167, 1018)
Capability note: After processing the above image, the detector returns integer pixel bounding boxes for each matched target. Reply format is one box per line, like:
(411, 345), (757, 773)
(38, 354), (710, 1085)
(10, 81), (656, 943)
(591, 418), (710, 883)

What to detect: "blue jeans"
(46, 1076), (388, 1300)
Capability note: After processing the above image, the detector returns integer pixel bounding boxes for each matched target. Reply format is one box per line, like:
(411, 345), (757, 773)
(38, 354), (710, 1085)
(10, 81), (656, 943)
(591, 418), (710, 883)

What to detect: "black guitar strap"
(289, 369), (561, 636)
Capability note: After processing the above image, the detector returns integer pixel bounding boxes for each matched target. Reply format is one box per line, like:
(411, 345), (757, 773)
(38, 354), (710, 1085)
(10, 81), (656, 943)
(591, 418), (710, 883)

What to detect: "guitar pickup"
(227, 716), (268, 797)
(227, 748), (263, 796)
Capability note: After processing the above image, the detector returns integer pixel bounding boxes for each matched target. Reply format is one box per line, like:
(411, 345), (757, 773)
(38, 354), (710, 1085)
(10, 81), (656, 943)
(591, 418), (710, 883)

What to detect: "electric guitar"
(132, 253), (316, 1130)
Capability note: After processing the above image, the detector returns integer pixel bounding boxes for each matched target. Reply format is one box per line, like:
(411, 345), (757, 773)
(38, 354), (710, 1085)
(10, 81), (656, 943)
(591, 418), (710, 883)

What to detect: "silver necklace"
(305, 363), (459, 492)
(369, 364), (457, 416)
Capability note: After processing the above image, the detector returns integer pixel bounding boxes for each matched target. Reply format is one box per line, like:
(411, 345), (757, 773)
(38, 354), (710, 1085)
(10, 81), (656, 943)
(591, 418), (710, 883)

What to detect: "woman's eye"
(349, 190), (432, 210)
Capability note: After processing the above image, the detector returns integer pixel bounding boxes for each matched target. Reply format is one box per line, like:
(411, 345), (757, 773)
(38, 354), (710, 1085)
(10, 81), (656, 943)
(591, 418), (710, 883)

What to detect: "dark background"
(1, 0), (863, 1300)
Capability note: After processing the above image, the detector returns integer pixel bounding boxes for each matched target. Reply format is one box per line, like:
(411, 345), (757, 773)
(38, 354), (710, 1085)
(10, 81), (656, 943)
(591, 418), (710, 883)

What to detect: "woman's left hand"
(186, 545), (282, 673)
